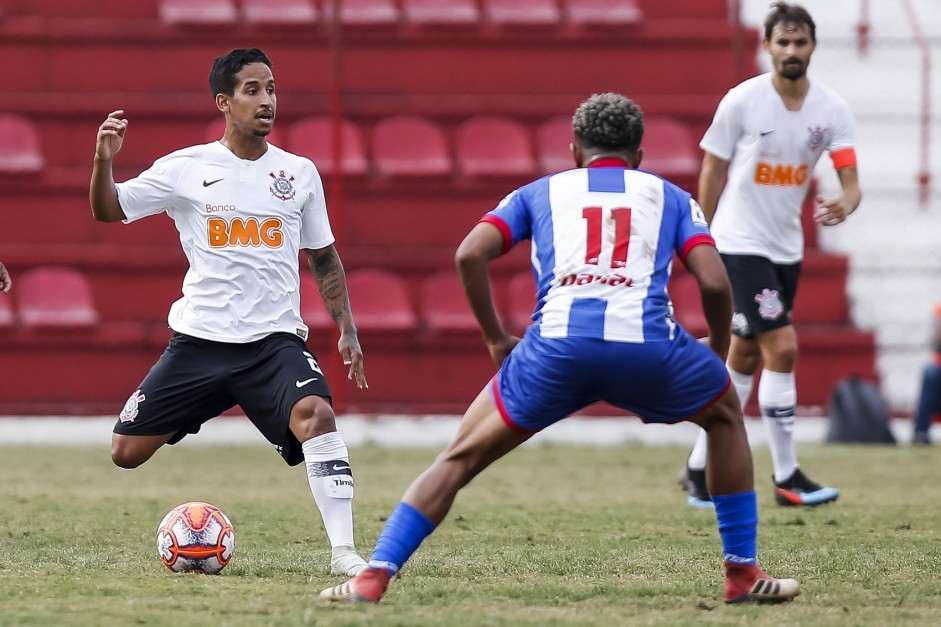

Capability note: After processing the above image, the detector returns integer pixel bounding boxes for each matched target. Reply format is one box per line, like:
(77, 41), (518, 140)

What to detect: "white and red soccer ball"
(156, 502), (235, 574)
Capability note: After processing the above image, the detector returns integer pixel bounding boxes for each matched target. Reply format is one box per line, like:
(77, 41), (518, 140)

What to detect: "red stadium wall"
(0, 2), (875, 416)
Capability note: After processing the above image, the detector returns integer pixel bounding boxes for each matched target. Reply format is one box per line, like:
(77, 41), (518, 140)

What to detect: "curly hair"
(209, 48), (272, 97)
(764, 1), (816, 42)
(572, 93), (644, 153)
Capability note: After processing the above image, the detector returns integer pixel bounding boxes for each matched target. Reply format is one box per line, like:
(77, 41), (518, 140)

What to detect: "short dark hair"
(764, 1), (816, 42)
(209, 48), (272, 97)
(572, 93), (644, 153)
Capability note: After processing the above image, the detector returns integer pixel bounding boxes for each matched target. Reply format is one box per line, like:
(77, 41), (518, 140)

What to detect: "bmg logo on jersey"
(753, 162), (809, 187)
(208, 217), (284, 248)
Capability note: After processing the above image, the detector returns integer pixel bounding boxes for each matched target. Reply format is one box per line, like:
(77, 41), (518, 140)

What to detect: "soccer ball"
(156, 501), (235, 574)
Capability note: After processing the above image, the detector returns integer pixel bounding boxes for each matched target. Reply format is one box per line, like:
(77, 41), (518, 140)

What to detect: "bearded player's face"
(764, 22), (816, 81)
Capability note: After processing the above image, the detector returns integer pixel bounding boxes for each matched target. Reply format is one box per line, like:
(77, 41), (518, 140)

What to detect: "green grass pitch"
(2, 441), (941, 625)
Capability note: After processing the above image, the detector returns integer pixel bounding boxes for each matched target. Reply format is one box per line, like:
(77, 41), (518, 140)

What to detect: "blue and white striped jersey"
(482, 159), (714, 343)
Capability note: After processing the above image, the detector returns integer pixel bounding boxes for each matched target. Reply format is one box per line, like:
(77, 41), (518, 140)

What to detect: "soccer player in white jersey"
(679, 2), (862, 508)
(89, 48), (369, 576)
(320, 93), (800, 605)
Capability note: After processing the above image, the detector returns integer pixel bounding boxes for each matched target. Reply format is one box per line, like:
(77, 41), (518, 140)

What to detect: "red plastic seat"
(402, 0), (479, 24)
(241, 0), (317, 24)
(506, 271), (536, 335)
(564, 0), (643, 25)
(456, 116), (534, 177)
(288, 117), (368, 176)
(0, 114), (44, 173)
(301, 270), (417, 332)
(322, 0), (398, 25)
(372, 116), (452, 177)
(16, 267), (99, 328)
(536, 115), (575, 174)
(0, 292), (14, 328)
(159, 0), (237, 24)
(205, 118), (284, 148)
(483, 0), (560, 25)
(668, 271), (708, 337)
(640, 116), (700, 178)
(420, 271), (479, 332)
(346, 269), (417, 331)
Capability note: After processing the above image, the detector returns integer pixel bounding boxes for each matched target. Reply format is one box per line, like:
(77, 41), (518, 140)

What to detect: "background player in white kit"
(89, 48), (369, 576)
(320, 93), (800, 605)
(680, 2), (862, 508)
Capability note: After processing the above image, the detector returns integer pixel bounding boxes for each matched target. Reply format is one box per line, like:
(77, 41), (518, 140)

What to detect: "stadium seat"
(159, 0), (238, 24)
(0, 114), (44, 173)
(205, 118), (284, 148)
(372, 116), (452, 177)
(301, 269), (418, 332)
(288, 117), (368, 176)
(402, 0), (479, 25)
(564, 0), (643, 25)
(241, 0), (317, 24)
(456, 116), (535, 177)
(346, 269), (417, 331)
(640, 116), (700, 178)
(506, 271), (537, 335)
(0, 293), (14, 329)
(483, 0), (560, 25)
(667, 271), (708, 337)
(420, 271), (479, 332)
(322, 0), (398, 25)
(536, 115), (575, 174)
(16, 267), (99, 329)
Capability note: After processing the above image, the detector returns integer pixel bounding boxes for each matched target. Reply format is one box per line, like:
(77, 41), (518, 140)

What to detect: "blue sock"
(712, 490), (758, 565)
(367, 502), (437, 576)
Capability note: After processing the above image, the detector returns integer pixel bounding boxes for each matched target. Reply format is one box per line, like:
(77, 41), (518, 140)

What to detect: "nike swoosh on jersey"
(296, 377), (318, 387)
(759, 129), (775, 136)
(203, 178), (225, 187)
(331, 463), (351, 472)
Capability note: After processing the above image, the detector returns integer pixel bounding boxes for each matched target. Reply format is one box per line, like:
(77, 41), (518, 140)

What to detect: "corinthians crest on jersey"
(269, 170), (296, 201)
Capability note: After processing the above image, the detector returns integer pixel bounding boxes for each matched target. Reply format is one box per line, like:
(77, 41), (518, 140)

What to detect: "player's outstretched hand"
(96, 110), (128, 161)
(814, 194), (852, 226)
(0, 262), (11, 293)
(338, 333), (367, 389)
(486, 334), (521, 368)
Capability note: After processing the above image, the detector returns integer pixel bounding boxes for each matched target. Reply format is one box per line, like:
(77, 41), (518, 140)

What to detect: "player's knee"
(111, 439), (143, 469)
(290, 396), (336, 441)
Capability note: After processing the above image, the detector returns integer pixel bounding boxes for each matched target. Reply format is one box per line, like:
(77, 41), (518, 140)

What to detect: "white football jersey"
(116, 141), (334, 343)
(700, 73), (856, 263)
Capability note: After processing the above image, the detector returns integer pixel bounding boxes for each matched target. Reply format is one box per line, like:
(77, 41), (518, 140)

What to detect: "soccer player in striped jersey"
(680, 2), (860, 509)
(320, 93), (800, 605)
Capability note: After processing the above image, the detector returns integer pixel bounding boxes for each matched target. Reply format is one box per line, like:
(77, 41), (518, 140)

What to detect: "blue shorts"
(492, 326), (731, 432)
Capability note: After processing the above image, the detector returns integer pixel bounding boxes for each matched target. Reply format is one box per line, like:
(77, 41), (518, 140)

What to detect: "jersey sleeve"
(479, 186), (532, 255)
(299, 162), (336, 250)
(115, 150), (192, 223)
(827, 96), (857, 169)
(669, 186), (715, 263)
(699, 88), (743, 161)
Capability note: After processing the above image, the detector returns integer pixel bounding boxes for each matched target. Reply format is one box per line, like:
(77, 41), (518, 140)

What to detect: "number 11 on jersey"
(582, 206), (632, 268)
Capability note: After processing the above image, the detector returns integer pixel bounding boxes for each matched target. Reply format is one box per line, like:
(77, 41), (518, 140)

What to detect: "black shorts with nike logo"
(113, 332), (332, 466)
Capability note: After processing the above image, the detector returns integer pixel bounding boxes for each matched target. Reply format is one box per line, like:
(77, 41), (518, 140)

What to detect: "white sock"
(688, 366), (753, 472)
(302, 432), (356, 549)
(758, 369), (799, 483)
(728, 366), (754, 415)
(687, 429), (708, 471)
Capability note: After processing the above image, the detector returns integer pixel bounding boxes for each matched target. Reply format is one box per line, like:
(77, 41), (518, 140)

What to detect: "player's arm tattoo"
(305, 246), (355, 331)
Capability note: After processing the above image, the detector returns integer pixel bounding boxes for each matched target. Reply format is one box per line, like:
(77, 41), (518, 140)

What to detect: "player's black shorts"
(113, 332), (332, 466)
(721, 253), (801, 339)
